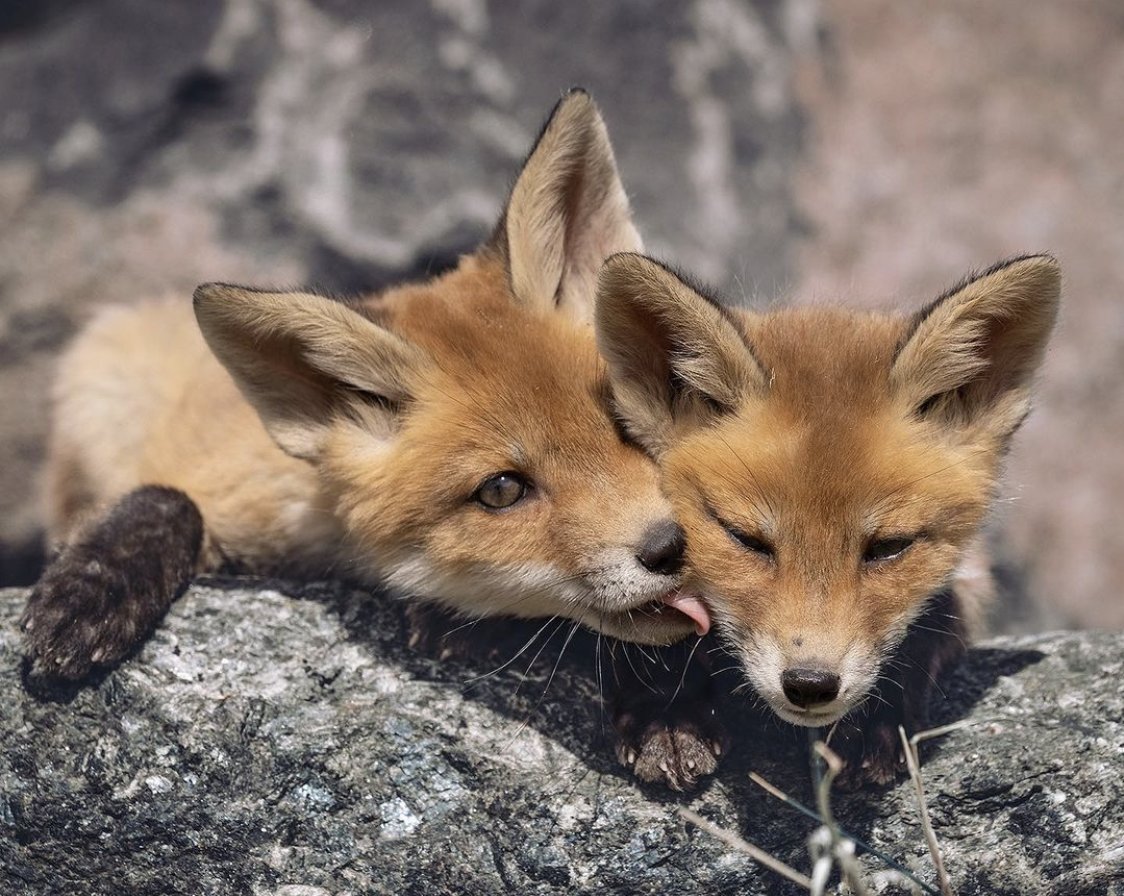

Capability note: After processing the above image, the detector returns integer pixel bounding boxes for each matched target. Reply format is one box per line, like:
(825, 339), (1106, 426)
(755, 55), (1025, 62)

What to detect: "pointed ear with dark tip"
(891, 254), (1061, 439)
(595, 253), (766, 456)
(497, 89), (642, 321)
(193, 284), (429, 460)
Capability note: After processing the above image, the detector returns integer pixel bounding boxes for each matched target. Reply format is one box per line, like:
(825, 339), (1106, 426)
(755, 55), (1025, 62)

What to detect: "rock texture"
(2, 582), (1121, 895)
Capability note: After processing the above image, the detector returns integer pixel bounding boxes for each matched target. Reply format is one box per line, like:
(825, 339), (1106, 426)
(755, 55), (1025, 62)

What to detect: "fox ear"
(595, 253), (766, 455)
(194, 284), (428, 461)
(891, 254), (1060, 439)
(497, 89), (642, 321)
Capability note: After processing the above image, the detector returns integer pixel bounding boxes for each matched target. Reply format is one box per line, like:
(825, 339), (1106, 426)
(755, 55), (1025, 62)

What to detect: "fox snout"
(771, 657), (869, 726)
(781, 667), (841, 709)
(634, 520), (685, 576)
(731, 631), (879, 727)
(773, 656), (854, 725)
(583, 517), (712, 644)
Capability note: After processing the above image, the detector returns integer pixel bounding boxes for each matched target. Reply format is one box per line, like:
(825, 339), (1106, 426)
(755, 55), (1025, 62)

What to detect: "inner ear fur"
(595, 253), (765, 455)
(891, 254), (1060, 436)
(497, 88), (642, 321)
(194, 284), (428, 460)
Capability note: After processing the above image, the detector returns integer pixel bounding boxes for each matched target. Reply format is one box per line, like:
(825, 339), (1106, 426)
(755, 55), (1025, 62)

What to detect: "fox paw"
(22, 556), (142, 680)
(830, 721), (907, 790)
(614, 704), (729, 791)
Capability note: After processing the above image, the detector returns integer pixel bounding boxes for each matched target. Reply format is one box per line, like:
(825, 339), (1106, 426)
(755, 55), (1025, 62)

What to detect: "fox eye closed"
(863, 536), (916, 564)
(473, 472), (531, 510)
(720, 520), (775, 559)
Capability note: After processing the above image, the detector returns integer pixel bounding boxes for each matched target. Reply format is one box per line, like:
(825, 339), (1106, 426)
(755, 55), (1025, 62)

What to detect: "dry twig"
(679, 807), (813, 890)
(899, 726), (955, 896)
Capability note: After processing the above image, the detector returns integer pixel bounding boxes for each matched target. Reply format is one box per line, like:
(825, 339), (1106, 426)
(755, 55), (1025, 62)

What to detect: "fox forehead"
(370, 255), (619, 471)
(667, 306), (992, 536)
(740, 306), (904, 410)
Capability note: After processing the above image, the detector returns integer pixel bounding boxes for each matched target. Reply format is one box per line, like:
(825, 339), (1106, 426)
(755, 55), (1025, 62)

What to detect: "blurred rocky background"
(3, 0), (1121, 630)
(1, 0), (1121, 630)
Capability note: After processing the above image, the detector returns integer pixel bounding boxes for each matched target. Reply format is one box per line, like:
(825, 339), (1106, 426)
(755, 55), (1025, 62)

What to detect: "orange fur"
(597, 253), (1060, 729)
(44, 92), (696, 646)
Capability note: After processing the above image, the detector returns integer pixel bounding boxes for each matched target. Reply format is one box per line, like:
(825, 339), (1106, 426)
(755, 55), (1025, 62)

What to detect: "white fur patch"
(734, 630), (881, 727)
(381, 552), (582, 618)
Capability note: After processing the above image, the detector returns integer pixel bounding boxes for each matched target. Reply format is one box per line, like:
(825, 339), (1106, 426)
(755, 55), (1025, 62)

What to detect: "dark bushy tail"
(21, 485), (203, 681)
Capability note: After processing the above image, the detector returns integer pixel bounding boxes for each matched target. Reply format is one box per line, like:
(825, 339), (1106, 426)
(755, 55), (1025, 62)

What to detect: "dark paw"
(615, 704), (729, 791)
(22, 556), (143, 680)
(21, 485), (203, 682)
(830, 720), (907, 790)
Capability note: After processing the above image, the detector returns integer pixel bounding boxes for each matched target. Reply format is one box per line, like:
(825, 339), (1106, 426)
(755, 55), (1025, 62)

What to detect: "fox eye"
(473, 472), (530, 510)
(721, 521), (775, 559)
(863, 536), (915, 564)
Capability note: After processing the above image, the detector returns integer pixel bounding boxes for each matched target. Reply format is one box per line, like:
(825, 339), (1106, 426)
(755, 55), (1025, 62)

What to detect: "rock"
(1, 582), (1120, 895)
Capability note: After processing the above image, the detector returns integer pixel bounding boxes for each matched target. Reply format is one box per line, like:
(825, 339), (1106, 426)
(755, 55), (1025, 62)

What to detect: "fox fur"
(23, 91), (704, 683)
(595, 252), (1060, 783)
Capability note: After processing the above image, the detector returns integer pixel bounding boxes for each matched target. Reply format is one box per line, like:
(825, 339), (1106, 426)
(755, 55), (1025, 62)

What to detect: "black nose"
(781, 668), (841, 708)
(636, 520), (685, 576)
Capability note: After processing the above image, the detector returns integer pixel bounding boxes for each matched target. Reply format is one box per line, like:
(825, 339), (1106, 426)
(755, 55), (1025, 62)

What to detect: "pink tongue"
(662, 592), (712, 637)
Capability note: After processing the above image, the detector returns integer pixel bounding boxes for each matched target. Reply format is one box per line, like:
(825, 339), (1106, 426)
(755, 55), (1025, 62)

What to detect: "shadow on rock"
(282, 577), (1020, 810)
(929, 645), (1047, 727)
(19, 656), (114, 705)
(0, 532), (47, 588)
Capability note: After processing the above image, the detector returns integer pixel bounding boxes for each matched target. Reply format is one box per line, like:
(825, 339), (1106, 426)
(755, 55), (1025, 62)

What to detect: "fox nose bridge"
(635, 519), (685, 576)
(770, 591), (861, 709)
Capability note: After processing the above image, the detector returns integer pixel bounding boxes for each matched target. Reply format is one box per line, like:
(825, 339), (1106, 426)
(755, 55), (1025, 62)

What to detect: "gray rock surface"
(2, 582), (1121, 895)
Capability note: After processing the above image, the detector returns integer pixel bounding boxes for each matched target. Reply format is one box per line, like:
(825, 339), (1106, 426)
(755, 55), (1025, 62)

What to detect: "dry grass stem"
(679, 807), (813, 890)
(749, 766), (937, 896)
(909, 719), (974, 747)
(899, 726), (954, 896)
(812, 742), (869, 895)
(709, 721), (965, 895)
(748, 771), (802, 808)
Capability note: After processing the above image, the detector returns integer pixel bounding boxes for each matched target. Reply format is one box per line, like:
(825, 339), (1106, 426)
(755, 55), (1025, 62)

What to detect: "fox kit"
(21, 93), (711, 695)
(596, 252), (1059, 784)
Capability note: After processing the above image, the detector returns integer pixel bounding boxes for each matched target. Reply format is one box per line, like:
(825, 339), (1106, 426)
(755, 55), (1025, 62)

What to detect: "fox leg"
(21, 485), (205, 680)
(832, 588), (968, 788)
(610, 638), (730, 791)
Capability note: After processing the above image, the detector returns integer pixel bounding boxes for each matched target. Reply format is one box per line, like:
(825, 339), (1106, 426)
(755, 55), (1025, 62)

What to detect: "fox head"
(192, 92), (707, 645)
(596, 253), (1060, 724)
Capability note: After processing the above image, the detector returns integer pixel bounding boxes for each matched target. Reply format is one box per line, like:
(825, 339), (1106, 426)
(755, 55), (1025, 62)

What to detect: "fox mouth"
(626, 589), (712, 637)
(773, 705), (847, 727)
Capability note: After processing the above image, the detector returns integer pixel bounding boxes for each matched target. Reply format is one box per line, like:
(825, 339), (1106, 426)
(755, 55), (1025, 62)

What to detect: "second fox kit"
(597, 252), (1059, 783)
(21, 92), (709, 685)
